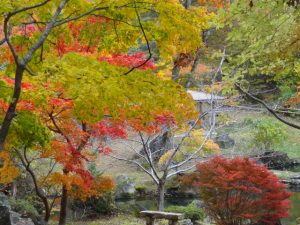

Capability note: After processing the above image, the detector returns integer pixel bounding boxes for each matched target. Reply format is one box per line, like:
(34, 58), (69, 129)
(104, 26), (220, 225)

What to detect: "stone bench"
(140, 210), (184, 225)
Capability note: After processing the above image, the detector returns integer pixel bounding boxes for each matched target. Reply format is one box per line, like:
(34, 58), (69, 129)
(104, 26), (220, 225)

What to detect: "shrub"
(252, 118), (287, 150)
(182, 156), (291, 225)
(165, 201), (205, 223)
(71, 192), (116, 216)
(91, 192), (116, 214)
(9, 198), (40, 220)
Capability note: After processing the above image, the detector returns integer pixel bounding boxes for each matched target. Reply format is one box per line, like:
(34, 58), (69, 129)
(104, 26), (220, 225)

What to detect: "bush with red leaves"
(182, 156), (291, 225)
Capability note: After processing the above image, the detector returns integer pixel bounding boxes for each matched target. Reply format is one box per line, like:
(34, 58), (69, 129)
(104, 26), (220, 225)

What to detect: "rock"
(215, 134), (235, 149)
(166, 186), (197, 198)
(135, 129), (172, 161)
(10, 212), (34, 225)
(191, 200), (204, 208)
(254, 151), (300, 170)
(282, 179), (300, 187)
(179, 219), (193, 225)
(0, 193), (34, 225)
(290, 174), (300, 180)
(148, 129), (172, 160)
(115, 175), (136, 199)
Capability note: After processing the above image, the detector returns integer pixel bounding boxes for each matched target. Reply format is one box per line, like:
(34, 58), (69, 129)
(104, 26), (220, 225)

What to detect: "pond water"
(116, 197), (194, 212)
(116, 190), (300, 225)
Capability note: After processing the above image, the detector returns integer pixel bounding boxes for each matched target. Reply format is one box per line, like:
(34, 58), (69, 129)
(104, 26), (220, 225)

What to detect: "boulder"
(191, 200), (204, 208)
(166, 186), (197, 198)
(10, 211), (34, 225)
(281, 173), (300, 187)
(115, 175), (136, 199)
(215, 134), (235, 149)
(0, 193), (34, 225)
(254, 151), (300, 170)
(0, 193), (11, 225)
(148, 129), (172, 160)
(135, 129), (172, 161)
(179, 219), (193, 225)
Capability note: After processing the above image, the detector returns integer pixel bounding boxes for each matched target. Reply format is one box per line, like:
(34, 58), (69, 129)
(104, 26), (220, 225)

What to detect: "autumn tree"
(0, 2), (217, 223)
(183, 156), (291, 225)
(0, 0), (212, 152)
(0, 50), (199, 224)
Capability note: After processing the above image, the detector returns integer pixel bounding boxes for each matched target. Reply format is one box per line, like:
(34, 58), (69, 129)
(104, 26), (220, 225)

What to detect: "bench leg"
(145, 217), (154, 225)
(169, 220), (178, 225)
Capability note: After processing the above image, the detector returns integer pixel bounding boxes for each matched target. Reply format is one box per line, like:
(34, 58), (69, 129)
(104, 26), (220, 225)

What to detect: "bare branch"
(235, 83), (300, 130)
(108, 154), (159, 184)
(163, 111), (209, 173)
(53, 6), (110, 27)
(24, 65), (37, 76)
(14, 147), (51, 221)
(138, 132), (160, 181)
(168, 125), (213, 170)
(0, 38), (6, 46)
(113, 140), (148, 161)
(167, 164), (196, 179)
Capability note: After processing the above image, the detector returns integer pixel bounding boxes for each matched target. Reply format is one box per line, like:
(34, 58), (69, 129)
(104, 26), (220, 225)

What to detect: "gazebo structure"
(187, 90), (224, 113)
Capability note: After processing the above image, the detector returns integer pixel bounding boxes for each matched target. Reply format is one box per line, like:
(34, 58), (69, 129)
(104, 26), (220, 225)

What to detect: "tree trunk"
(59, 185), (68, 225)
(184, 0), (192, 9)
(191, 48), (202, 74)
(191, 29), (212, 75)
(0, 66), (24, 151)
(11, 182), (17, 198)
(172, 65), (181, 82)
(157, 181), (165, 211)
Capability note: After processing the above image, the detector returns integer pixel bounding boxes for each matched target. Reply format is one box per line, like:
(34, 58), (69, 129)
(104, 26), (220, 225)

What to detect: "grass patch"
(61, 213), (169, 225)
(217, 112), (300, 159)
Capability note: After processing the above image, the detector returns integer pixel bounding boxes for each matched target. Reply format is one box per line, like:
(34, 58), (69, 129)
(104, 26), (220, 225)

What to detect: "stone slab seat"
(140, 210), (184, 225)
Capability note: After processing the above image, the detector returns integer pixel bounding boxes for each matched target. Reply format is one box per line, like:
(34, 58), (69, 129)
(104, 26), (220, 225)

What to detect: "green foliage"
(34, 53), (197, 124)
(243, 117), (254, 126)
(71, 192), (116, 215)
(165, 201), (205, 222)
(89, 192), (116, 214)
(221, 0), (300, 93)
(10, 112), (50, 148)
(252, 118), (287, 150)
(9, 197), (39, 220)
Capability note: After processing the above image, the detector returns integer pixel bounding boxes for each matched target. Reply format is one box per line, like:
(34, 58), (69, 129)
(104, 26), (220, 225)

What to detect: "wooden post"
(169, 220), (178, 225)
(145, 217), (154, 225)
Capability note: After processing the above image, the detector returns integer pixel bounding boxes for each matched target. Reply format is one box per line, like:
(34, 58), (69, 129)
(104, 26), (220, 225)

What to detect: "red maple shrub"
(182, 156), (291, 225)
